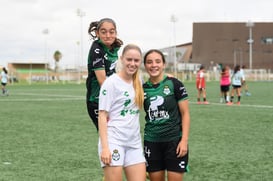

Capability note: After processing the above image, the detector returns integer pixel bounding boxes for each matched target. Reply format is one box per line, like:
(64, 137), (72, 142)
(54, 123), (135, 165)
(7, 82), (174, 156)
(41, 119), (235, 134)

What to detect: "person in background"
(86, 18), (123, 131)
(98, 44), (146, 181)
(196, 65), (209, 104)
(220, 65), (231, 104)
(241, 65), (251, 96)
(143, 49), (190, 181)
(1, 67), (9, 96)
(230, 65), (243, 105)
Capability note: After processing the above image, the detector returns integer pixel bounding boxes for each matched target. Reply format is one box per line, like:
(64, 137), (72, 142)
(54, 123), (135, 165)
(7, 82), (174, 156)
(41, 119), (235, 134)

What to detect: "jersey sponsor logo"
(148, 96), (169, 121)
(110, 61), (117, 71)
(120, 109), (139, 116)
(120, 93), (139, 116)
(180, 87), (187, 96)
(93, 58), (104, 66)
(112, 149), (120, 161)
(124, 99), (131, 107)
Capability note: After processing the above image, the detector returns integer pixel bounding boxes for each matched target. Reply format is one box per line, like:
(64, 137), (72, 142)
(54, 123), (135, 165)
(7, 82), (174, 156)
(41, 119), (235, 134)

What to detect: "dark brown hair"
(143, 49), (166, 64)
(88, 18), (123, 48)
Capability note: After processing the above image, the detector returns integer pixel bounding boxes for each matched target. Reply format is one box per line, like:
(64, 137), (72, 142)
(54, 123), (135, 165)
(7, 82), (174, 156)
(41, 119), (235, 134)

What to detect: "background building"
(7, 61), (84, 83)
(4, 22), (273, 82)
(192, 22), (273, 71)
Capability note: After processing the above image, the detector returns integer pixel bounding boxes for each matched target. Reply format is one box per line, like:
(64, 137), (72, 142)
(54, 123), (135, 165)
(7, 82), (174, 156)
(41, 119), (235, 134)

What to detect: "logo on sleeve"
(94, 48), (100, 54)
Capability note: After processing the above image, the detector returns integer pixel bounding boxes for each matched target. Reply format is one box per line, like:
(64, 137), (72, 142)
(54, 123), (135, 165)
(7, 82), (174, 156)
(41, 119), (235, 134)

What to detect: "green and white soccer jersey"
(86, 40), (119, 103)
(99, 74), (142, 148)
(143, 76), (188, 142)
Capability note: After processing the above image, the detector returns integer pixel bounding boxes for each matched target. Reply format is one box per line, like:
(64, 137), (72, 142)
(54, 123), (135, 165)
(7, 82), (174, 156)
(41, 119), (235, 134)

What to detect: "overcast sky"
(1, 0), (273, 69)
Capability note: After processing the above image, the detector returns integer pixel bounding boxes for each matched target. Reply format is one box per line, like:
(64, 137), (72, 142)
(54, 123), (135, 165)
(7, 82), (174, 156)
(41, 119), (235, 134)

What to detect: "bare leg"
(149, 171), (165, 181)
(103, 166), (123, 181)
(167, 171), (184, 181)
(124, 163), (146, 181)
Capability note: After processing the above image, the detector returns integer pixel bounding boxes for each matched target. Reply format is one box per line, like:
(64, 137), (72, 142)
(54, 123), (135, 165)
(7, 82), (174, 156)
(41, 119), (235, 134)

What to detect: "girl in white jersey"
(230, 65), (243, 105)
(98, 44), (146, 181)
(1, 67), (9, 96)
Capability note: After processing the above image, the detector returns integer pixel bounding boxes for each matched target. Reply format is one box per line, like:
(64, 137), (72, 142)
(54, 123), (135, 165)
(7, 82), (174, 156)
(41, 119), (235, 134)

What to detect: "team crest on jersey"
(163, 85), (171, 95)
(112, 149), (120, 161)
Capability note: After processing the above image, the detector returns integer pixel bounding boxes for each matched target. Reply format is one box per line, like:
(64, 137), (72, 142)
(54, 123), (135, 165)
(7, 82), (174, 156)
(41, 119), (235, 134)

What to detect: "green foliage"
(0, 81), (272, 180)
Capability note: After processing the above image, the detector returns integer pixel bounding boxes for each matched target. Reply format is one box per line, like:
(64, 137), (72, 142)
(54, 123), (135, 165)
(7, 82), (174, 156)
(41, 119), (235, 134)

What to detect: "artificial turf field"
(0, 81), (272, 181)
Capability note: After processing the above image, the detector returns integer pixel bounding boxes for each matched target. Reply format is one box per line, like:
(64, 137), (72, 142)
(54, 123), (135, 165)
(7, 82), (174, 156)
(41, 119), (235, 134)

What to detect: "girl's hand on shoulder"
(166, 73), (174, 78)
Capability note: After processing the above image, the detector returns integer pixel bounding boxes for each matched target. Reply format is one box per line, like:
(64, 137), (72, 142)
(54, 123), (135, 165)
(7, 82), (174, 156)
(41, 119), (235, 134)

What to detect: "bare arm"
(176, 99), (190, 157)
(95, 69), (107, 86)
(98, 110), (111, 165)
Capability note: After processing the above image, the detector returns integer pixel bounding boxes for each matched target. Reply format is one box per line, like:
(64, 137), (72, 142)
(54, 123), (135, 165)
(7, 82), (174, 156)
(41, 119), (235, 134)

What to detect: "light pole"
(76, 8), (86, 83)
(42, 28), (49, 84)
(76, 41), (81, 83)
(170, 14), (178, 77)
(246, 20), (254, 69)
(29, 61), (32, 85)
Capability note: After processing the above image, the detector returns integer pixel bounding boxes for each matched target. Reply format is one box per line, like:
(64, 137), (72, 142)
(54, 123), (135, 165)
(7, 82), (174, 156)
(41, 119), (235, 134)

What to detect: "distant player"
(1, 67), (9, 96)
(230, 65), (243, 105)
(196, 65), (209, 104)
(220, 65), (231, 104)
(241, 65), (251, 96)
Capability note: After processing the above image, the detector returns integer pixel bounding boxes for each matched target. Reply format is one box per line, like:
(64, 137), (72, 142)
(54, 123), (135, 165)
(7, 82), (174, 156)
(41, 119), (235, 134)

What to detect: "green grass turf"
(0, 81), (272, 180)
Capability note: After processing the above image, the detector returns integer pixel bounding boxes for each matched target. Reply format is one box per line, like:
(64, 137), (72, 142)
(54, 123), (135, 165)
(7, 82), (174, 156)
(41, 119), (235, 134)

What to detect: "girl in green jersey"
(86, 18), (123, 131)
(143, 49), (190, 181)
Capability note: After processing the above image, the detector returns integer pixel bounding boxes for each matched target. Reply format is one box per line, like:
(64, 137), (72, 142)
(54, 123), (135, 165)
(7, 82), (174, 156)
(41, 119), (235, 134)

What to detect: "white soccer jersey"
(98, 74), (142, 148)
(241, 69), (246, 81)
(1, 71), (8, 83)
(232, 71), (243, 86)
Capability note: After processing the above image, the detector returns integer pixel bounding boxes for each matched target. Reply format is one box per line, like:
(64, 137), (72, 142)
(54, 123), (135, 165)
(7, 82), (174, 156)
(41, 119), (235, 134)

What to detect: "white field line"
(1, 93), (273, 109)
(0, 92), (85, 102)
(15, 92), (84, 98)
(190, 101), (273, 109)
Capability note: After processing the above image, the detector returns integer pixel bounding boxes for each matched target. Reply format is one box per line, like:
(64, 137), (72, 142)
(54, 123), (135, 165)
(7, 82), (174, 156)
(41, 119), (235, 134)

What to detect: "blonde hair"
(122, 44), (144, 108)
